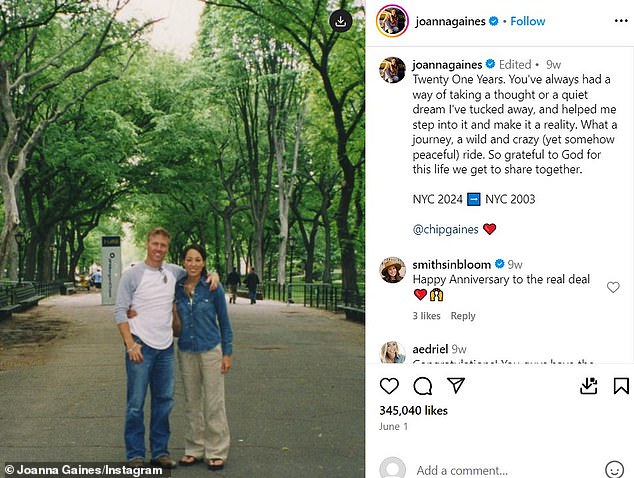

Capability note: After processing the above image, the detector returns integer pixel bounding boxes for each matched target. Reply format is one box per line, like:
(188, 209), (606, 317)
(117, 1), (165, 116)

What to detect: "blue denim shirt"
(175, 278), (233, 355)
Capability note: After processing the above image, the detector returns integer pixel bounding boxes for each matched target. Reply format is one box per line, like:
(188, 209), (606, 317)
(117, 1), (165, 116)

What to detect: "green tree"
(0, 0), (151, 276)
(121, 53), (251, 274)
(204, 0), (365, 298)
(21, 91), (140, 280)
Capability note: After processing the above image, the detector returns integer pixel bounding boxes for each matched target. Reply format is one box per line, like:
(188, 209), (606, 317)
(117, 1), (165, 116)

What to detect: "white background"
(367, 2), (634, 476)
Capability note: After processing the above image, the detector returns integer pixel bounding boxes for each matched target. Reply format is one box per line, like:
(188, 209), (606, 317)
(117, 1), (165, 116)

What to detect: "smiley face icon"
(605, 461), (624, 478)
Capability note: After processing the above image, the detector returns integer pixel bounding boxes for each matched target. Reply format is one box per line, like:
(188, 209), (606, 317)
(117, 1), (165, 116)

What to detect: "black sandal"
(178, 455), (200, 466)
(207, 458), (225, 470)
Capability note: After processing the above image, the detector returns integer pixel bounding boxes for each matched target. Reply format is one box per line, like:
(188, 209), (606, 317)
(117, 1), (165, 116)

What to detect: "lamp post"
(287, 236), (296, 304)
(15, 229), (24, 284)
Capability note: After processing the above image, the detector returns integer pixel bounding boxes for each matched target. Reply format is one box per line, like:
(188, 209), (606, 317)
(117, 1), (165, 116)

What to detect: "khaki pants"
(178, 346), (230, 460)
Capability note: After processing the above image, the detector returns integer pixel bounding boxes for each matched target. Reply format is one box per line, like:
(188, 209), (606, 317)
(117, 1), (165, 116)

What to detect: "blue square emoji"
(467, 193), (481, 206)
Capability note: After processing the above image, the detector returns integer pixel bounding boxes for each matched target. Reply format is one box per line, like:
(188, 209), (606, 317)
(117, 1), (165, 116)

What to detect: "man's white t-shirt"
(114, 262), (184, 350)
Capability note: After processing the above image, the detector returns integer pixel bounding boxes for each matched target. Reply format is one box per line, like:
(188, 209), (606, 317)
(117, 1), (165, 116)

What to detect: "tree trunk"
(23, 235), (36, 281)
(70, 243), (84, 279)
(7, 239), (18, 280)
(37, 232), (54, 282)
(322, 205), (332, 284)
(0, 178), (21, 277)
(222, 210), (234, 277)
(275, 100), (303, 285)
(212, 213), (222, 274)
(336, 155), (358, 298)
(253, 219), (265, 285)
(277, 213), (292, 284)
(58, 228), (70, 280)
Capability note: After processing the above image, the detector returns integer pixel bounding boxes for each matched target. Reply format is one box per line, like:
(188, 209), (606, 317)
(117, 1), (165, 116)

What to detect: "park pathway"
(0, 292), (364, 477)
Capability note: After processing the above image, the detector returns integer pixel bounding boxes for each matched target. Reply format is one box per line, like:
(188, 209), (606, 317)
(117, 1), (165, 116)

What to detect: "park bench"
(337, 296), (366, 322)
(0, 289), (21, 320)
(12, 284), (46, 310)
(60, 282), (77, 295)
(337, 304), (365, 320)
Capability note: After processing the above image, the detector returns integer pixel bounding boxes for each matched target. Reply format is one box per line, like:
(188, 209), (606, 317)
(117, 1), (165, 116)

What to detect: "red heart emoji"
(483, 223), (496, 235)
(414, 289), (427, 300)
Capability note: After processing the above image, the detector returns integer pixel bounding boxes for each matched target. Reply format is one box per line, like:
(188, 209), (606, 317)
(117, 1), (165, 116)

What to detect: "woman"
(381, 341), (405, 363)
(175, 245), (233, 471)
(381, 8), (400, 34)
(381, 259), (402, 283)
(382, 57), (400, 83)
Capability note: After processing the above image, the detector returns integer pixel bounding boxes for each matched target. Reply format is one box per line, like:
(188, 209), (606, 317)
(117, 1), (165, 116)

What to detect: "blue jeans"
(124, 339), (175, 461)
(248, 289), (257, 303)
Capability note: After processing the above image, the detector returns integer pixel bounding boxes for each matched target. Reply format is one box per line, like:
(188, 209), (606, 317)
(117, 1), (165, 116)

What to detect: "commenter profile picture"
(380, 341), (405, 363)
(380, 257), (405, 283)
(379, 57), (405, 84)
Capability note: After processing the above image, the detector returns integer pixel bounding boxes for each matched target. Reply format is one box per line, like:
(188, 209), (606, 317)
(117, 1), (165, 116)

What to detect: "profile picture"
(380, 257), (405, 283)
(380, 341), (405, 363)
(379, 57), (405, 84)
(376, 5), (409, 37)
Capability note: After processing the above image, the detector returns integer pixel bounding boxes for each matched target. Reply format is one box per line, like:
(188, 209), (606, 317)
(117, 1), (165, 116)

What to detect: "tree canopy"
(0, 0), (365, 298)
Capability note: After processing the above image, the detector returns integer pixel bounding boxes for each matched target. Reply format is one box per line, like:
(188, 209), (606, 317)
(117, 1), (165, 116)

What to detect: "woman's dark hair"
(182, 244), (208, 277)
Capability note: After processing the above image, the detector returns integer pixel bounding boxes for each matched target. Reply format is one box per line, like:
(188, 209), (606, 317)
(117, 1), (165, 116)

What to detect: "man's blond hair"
(146, 226), (171, 242)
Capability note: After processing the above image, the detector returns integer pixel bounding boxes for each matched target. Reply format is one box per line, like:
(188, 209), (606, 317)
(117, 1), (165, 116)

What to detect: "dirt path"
(0, 293), (84, 370)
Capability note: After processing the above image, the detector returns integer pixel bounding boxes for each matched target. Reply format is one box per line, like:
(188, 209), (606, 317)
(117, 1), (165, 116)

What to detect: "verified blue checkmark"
(486, 59), (495, 69)
(489, 16), (499, 26)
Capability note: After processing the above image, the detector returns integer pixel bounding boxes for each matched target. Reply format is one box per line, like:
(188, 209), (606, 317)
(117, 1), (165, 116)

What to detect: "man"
(226, 267), (240, 304)
(114, 227), (217, 468)
(92, 268), (102, 289)
(244, 267), (260, 304)
(114, 227), (179, 468)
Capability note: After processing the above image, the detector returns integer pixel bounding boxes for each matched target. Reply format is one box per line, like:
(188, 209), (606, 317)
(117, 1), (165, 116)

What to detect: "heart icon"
(483, 223), (496, 235)
(380, 378), (399, 395)
(607, 282), (620, 293)
(414, 289), (427, 300)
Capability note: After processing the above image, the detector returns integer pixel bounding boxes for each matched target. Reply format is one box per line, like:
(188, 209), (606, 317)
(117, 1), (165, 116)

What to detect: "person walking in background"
(245, 267), (260, 304)
(92, 268), (102, 289)
(174, 245), (233, 470)
(226, 267), (240, 304)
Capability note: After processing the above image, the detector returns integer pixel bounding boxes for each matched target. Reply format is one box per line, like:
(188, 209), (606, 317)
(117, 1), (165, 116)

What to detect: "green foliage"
(0, 0), (154, 278)
(81, 218), (125, 266)
(1, 1), (365, 286)
(200, 0), (365, 291)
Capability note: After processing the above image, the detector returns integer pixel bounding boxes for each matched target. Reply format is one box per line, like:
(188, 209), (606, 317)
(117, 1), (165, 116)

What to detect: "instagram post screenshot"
(367, 1), (633, 477)
(0, 1), (364, 477)
(1, 1), (633, 477)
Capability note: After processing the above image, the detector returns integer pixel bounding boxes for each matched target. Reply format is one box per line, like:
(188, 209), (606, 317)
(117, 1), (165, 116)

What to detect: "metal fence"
(0, 280), (62, 301)
(34, 281), (64, 298)
(262, 282), (365, 321)
(0, 279), (366, 321)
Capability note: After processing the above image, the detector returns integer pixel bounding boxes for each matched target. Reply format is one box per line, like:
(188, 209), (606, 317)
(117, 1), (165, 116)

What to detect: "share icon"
(447, 377), (466, 394)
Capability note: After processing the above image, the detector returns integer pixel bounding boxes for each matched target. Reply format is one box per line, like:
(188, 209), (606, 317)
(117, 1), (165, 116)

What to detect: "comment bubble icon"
(413, 376), (433, 395)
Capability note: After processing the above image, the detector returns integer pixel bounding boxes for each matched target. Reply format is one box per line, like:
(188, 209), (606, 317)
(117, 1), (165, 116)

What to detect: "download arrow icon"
(580, 377), (597, 395)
